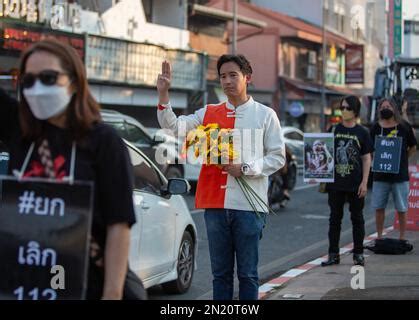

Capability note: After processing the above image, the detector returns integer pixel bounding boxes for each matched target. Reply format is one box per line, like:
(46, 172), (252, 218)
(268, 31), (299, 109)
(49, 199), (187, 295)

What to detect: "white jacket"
(157, 96), (286, 212)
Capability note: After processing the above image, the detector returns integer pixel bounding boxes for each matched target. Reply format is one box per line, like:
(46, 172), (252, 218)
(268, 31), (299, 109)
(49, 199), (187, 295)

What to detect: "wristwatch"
(240, 163), (250, 175)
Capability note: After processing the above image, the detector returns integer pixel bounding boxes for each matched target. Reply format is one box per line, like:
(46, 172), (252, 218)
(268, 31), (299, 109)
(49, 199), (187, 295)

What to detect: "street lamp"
(232, 0), (238, 55)
(320, 0), (327, 132)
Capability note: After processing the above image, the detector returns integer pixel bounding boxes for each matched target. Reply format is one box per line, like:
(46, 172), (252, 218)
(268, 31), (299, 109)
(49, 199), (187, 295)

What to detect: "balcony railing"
(86, 35), (207, 91)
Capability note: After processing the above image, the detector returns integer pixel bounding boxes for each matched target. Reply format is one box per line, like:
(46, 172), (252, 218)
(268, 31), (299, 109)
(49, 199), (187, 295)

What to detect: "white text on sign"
(18, 191), (65, 217)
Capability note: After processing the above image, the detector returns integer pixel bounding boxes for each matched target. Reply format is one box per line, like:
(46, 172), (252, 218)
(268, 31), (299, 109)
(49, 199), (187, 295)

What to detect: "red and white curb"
(258, 226), (395, 300)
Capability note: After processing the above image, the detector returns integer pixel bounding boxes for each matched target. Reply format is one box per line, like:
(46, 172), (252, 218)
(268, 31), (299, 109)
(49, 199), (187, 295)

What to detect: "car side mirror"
(150, 139), (160, 147)
(167, 178), (190, 195)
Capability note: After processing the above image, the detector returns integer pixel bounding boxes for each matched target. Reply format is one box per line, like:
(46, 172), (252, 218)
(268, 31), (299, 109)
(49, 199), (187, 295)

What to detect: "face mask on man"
(23, 80), (73, 120)
(380, 108), (394, 120)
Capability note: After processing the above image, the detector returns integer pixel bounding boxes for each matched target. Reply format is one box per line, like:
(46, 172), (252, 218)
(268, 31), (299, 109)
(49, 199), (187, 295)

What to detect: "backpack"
(123, 269), (148, 300)
(365, 238), (413, 255)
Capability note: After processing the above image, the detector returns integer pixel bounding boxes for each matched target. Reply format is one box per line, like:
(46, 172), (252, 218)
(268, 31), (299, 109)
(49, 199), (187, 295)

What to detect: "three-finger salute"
(157, 61), (172, 104)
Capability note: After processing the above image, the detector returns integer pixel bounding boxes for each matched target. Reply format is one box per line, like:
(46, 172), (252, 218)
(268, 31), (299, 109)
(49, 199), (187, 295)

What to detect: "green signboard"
(394, 0), (402, 57)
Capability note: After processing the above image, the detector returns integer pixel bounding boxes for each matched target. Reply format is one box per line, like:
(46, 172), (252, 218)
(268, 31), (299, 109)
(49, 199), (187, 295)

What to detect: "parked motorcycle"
(268, 146), (298, 210)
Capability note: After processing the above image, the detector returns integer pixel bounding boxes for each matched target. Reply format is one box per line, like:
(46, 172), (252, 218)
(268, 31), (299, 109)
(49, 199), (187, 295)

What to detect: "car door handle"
(141, 201), (150, 210)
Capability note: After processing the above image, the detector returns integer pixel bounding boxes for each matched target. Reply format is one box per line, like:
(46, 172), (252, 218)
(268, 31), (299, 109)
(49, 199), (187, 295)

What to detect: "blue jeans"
(204, 209), (266, 300)
(372, 181), (410, 212)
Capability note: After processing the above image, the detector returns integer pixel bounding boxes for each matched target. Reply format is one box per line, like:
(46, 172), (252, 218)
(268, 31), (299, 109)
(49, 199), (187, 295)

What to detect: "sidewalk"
(265, 228), (419, 300)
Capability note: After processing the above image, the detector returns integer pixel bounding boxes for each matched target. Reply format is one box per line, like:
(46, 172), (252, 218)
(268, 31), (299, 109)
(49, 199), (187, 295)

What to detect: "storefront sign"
(0, 22), (85, 60)
(393, 0), (402, 57)
(288, 102), (305, 118)
(0, 0), (81, 31)
(345, 44), (364, 84)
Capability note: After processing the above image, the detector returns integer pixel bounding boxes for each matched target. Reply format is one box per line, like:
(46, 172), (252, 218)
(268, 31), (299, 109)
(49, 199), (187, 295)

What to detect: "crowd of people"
(0, 38), (416, 301)
(321, 95), (417, 267)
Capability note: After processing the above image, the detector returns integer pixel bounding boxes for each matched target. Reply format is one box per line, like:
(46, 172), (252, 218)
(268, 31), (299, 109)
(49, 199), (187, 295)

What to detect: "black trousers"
(327, 190), (365, 255)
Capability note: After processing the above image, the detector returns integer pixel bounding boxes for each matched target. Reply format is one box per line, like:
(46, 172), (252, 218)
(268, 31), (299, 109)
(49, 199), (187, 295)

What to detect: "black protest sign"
(372, 136), (403, 174)
(0, 177), (93, 300)
(0, 152), (8, 175)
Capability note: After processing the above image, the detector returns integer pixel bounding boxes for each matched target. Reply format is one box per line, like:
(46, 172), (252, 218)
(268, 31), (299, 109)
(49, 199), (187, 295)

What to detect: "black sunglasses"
(339, 106), (354, 111)
(21, 70), (68, 89)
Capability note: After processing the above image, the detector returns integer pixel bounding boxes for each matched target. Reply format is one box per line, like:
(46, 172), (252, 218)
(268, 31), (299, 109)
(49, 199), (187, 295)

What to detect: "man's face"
(219, 61), (250, 98)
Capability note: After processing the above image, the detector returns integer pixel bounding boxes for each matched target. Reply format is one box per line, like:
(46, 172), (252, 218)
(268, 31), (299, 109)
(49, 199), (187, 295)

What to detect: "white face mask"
(23, 80), (73, 120)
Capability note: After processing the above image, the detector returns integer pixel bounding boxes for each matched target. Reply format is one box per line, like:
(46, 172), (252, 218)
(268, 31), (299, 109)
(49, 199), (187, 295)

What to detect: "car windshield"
(127, 146), (163, 194)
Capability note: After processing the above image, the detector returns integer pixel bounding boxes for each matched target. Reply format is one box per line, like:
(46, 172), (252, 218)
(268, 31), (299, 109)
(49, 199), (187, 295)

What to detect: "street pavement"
(265, 153), (419, 300)
(148, 173), (397, 300)
(266, 228), (419, 300)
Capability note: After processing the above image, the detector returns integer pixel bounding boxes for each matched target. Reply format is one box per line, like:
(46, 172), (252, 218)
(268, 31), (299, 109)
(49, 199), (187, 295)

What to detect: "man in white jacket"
(157, 54), (285, 300)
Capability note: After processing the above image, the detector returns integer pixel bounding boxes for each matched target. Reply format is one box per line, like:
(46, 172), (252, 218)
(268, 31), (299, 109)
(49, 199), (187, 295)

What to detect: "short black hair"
(217, 54), (253, 76)
(341, 95), (361, 117)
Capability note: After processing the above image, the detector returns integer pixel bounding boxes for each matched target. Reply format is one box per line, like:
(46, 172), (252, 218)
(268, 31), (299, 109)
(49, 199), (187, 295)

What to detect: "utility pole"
(232, 0), (238, 54)
(320, 0), (327, 132)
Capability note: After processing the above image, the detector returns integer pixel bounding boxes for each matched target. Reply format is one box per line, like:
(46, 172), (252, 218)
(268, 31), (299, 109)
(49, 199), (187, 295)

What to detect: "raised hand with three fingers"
(157, 60), (172, 104)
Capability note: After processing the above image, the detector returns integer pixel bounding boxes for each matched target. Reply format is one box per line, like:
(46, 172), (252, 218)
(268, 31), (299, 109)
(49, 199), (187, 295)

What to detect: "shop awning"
(281, 77), (356, 96)
(190, 4), (267, 29)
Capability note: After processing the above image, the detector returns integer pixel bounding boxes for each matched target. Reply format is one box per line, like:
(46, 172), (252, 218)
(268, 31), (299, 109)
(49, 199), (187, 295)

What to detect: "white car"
(102, 110), (184, 180)
(125, 141), (198, 293)
(282, 126), (305, 170)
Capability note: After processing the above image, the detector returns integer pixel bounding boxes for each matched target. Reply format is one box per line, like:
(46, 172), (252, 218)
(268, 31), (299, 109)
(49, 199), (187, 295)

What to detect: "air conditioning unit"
(307, 65), (317, 80)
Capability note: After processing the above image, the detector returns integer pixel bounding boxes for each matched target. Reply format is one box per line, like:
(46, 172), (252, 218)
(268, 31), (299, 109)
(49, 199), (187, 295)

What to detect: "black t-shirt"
(0, 88), (136, 297)
(370, 121), (417, 182)
(327, 123), (374, 192)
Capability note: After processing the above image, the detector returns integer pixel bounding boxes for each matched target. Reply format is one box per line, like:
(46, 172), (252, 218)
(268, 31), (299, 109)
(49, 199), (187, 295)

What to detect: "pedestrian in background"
(370, 97), (417, 241)
(156, 54), (285, 300)
(322, 96), (373, 267)
(278, 146), (292, 206)
(269, 146), (292, 210)
(393, 95), (416, 138)
(400, 96), (411, 124)
(0, 39), (145, 300)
